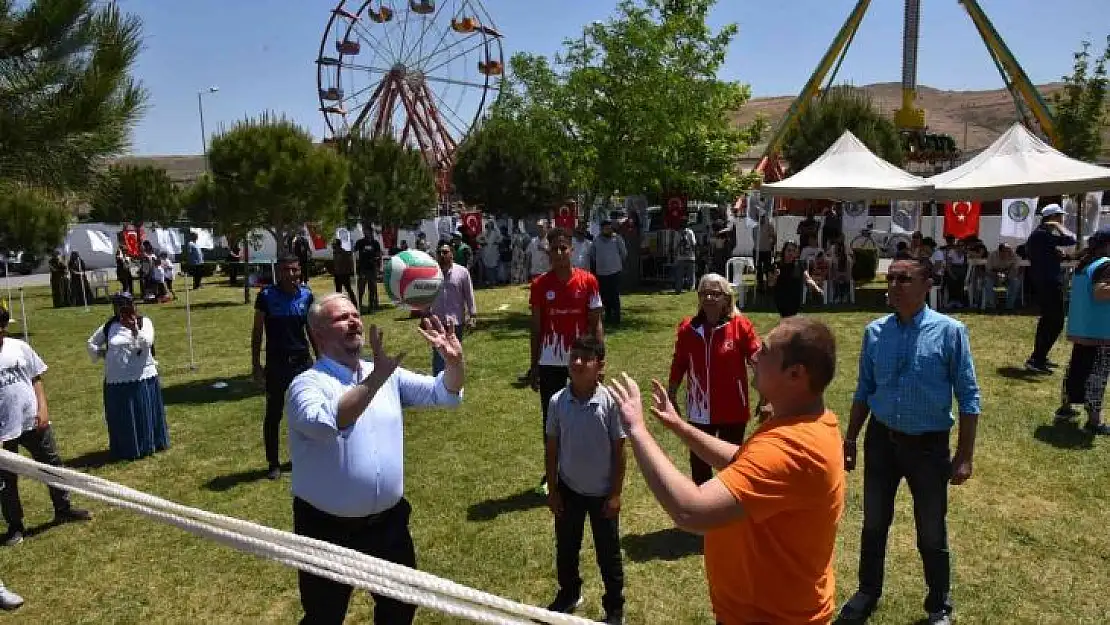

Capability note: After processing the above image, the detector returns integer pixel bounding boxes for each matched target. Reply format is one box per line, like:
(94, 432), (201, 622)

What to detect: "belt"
(874, 419), (948, 443)
(295, 497), (405, 528)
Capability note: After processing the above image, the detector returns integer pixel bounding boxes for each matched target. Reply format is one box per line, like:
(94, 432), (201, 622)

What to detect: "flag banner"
(944, 201), (981, 239)
(890, 200), (921, 234)
(1082, 191), (1104, 236)
(744, 191), (764, 229)
(554, 203), (576, 229)
(336, 227), (352, 251)
(460, 211), (483, 237)
(842, 200), (870, 234)
(1000, 198), (1038, 241)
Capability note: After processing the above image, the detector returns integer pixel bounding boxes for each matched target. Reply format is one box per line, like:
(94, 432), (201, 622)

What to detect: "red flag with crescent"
(943, 200), (981, 239)
(664, 195), (687, 230)
(122, 229), (140, 257)
(460, 211), (483, 238)
(381, 227), (397, 250)
(555, 204), (576, 229)
(305, 225), (327, 250)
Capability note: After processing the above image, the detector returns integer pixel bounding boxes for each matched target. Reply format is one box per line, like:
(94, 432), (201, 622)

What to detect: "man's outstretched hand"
(418, 315), (463, 366)
(367, 324), (405, 384)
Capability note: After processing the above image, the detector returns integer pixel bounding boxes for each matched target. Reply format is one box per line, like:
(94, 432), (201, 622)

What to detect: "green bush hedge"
(852, 248), (878, 284)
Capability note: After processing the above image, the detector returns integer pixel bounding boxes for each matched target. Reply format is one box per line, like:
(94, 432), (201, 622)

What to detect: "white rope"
(0, 451), (597, 624)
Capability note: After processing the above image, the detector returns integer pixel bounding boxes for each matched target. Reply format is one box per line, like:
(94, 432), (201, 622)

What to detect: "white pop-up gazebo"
(927, 123), (1110, 201)
(760, 130), (935, 200)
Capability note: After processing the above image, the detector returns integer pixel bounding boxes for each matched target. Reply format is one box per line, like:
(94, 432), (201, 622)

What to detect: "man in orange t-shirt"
(608, 317), (845, 624)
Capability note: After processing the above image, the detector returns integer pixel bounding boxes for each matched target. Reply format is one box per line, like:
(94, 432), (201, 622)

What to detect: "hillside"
(733, 81), (1110, 160)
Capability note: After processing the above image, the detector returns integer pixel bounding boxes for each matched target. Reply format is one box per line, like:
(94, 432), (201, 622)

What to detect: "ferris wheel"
(317, 0), (504, 176)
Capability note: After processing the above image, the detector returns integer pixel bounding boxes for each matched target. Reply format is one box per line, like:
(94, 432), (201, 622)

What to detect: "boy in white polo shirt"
(544, 336), (626, 624)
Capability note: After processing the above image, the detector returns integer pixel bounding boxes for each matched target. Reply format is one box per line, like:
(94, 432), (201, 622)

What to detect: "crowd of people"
(0, 206), (1107, 624)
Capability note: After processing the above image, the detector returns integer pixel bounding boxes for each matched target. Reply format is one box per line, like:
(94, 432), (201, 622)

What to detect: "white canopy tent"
(760, 131), (935, 201)
(927, 123), (1110, 201)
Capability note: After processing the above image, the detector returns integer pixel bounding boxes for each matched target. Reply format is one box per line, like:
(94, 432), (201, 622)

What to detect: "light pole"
(197, 86), (219, 172)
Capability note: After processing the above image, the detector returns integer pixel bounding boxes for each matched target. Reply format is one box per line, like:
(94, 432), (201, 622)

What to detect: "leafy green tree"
(501, 0), (763, 208)
(1052, 35), (1110, 161)
(452, 113), (569, 218)
(342, 134), (436, 228)
(181, 175), (216, 226)
(0, 184), (70, 255)
(89, 164), (180, 226)
(0, 0), (147, 192)
(782, 85), (904, 172)
(207, 114), (349, 248)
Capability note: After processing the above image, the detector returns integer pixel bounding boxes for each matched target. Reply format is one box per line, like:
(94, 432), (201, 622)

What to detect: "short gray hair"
(308, 292), (353, 330)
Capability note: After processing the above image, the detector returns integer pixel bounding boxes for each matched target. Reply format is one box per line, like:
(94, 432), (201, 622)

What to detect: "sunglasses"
(885, 274), (916, 285)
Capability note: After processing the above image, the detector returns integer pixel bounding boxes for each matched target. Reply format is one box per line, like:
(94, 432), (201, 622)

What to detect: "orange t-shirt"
(704, 410), (845, 624)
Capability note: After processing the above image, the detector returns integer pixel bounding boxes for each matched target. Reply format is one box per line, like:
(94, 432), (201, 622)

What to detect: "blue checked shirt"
(853, 307), (981, 434)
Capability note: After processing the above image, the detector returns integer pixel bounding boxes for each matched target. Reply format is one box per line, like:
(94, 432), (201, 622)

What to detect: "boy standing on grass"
(608, 317), (844, 625)
(544, 337), (626, 625)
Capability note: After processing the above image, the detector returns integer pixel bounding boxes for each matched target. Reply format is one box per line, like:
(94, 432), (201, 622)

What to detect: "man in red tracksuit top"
(667, 273), (762, 485)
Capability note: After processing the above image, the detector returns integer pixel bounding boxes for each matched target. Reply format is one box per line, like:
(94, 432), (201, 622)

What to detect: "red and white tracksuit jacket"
(668, 313), (761, 425)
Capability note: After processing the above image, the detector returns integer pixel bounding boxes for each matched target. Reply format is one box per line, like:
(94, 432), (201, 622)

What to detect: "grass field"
(0, 274), (1105, 625)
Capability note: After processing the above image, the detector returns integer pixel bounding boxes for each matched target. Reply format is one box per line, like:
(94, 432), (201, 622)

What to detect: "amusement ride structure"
(757, 0), (1057, 183)
(317, 0), (504, 198)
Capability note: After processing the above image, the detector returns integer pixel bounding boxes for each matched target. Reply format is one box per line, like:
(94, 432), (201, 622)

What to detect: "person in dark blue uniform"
(252, 255), (317, 480)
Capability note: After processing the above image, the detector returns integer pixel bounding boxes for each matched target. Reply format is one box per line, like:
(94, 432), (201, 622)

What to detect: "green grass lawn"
(0, 275), (1105, 624)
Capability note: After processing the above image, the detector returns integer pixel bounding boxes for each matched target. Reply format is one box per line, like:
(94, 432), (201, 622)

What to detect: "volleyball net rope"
(0, 450), (597, 625)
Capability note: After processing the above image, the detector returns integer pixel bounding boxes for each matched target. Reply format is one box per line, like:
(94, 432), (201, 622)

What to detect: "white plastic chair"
(90, 270), (111, 301)
(725, 256), (755, 309)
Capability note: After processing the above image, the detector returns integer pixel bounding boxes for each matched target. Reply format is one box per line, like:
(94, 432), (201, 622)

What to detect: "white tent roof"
(760, 131), (934, 200)
(928, 123), (1110, 201)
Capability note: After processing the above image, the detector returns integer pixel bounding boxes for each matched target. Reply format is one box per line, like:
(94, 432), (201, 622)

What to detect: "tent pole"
(18, 288), (27, 342)
(185, 274), (197, 372)
(81, 264), (91, 313)
(3, 263), (11, 311)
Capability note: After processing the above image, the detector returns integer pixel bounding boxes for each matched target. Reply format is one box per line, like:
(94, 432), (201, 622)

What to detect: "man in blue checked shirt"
(837, 256), (981, 625)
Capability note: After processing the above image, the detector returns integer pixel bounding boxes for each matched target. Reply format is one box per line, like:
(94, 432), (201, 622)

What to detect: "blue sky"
(120, 0), (1108, 156)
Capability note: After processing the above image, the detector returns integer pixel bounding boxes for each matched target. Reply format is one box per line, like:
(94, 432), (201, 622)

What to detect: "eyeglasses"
(699, 291), (726, 300)
(886, 274), (916, 285)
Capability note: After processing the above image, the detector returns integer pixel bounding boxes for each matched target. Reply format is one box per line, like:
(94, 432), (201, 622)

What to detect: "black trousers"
(1031, 281), (1066, 366)
(191, 270), (202, 290)
(357, 271), (379, 310)
(333, 274), (355, 303)
(555, 482), (624, 612)
(755, 251), (773, 291)
(264, 354), (312, 468)
(858, 420), (952, 616)
(294, 497), (417, 625)
(539, 366), (570, 444)
(1, 426), (74, 531)
(689, 422), (747, 485)
(597, 273), (621, 325)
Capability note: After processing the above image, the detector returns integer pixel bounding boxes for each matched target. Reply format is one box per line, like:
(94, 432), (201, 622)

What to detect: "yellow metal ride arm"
(959, 0), (1057, 145)
(759, 0), (872, 163)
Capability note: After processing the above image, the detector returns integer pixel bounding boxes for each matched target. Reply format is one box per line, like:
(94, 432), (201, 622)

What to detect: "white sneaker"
(0, 585), (24, 610)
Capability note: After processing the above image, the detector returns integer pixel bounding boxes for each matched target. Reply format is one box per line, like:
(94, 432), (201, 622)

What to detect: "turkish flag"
(122, 230), (140, 257)
(460, 211), (483, 238)
(381, 227), (397, 251)
(664, 195), (687, 230)
(944, 200), (981, 239)
(305, 225), (327, 250)
(554, 204), (576, 229)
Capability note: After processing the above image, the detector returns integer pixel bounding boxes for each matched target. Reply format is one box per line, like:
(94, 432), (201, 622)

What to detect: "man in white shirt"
(571, 224), (593, 270)
(0, 308), (90, 547)
(527, 220), (552, 280)
(285, 294), (464, 625)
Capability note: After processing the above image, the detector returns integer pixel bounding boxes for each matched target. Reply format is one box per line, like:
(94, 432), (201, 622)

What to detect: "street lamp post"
(197, 86), (219, 172)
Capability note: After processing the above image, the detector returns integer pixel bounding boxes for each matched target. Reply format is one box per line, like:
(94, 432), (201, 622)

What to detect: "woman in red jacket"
(667, 273), (762, 484)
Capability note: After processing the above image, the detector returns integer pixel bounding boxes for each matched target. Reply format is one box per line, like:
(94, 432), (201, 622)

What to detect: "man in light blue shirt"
(285, 293), (464, 625)
(838, 257), (981, 625)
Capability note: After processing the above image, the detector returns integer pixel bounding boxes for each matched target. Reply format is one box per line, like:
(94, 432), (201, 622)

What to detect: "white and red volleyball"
(383, 250), (444, 310)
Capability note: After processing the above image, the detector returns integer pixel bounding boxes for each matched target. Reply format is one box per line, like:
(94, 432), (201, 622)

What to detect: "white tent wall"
(64, 223), (121, 269)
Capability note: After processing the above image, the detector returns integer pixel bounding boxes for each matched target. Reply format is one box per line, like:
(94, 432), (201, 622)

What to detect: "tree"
(342, 134), (436, 228)
(1052, 35), (1110, 161)
(0, 0), (147, 192)
(452, 113), (569, 218)
(0, 184), (70, 256)
(782, 85), (905, 172)
(501, 0), (764, 208)
(89, 164), (180, 225)
(207, 115), (349, 248)
(181, 175), (216, 226)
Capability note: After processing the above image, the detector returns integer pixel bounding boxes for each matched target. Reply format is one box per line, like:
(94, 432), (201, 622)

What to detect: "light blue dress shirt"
(853, 307), (981, 434)
(286, 356), (462, 517)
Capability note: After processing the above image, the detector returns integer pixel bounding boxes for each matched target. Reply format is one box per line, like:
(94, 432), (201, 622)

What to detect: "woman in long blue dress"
(86, 293), (169, 459)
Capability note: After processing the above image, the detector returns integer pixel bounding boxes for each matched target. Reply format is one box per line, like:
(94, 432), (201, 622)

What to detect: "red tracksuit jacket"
(668, 313), (761, 425)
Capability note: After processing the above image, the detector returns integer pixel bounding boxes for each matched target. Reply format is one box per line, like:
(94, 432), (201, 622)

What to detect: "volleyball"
(383, 250), (444, 310)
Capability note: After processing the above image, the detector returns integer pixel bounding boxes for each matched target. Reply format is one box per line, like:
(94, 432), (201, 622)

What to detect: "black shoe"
(1, 529), (23, 547)
(1045, 359), (1061, 369)
(54, 508), (92, 524)
(603, 609), (624, 625)
(836, 592), (878, 623)
(546, 591), (583, 614)
(1054, 406), (1080, 422)
(1024, 359), (1052, 374)
(1084, 421), (1110, 436)
(267, 466), (282, 480)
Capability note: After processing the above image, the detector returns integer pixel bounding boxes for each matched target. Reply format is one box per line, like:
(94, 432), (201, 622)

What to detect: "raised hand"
(367, 324), (405, 383)
(607, 373), (646, 435)
(418, 315), (463, 366)
(649, 380), (683, 431)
